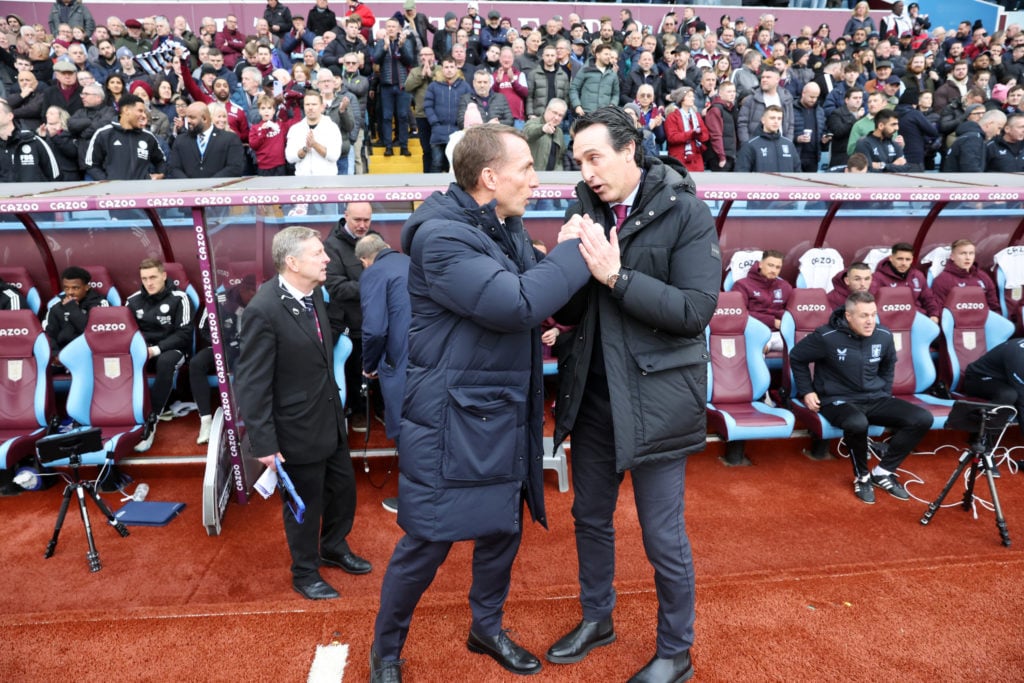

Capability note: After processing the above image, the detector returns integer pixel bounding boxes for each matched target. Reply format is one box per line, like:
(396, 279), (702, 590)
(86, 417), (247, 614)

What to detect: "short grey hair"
(273, 226), (322, 272)
(354, 234), (389, 262)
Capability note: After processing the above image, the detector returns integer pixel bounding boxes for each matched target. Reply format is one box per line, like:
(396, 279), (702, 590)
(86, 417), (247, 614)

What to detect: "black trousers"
(373, 529), (521, 660)
(188, 347), (215, 416)
(819, 396), (932, 478)
(147, 349), (185, 416)
(284, 448), (357, 584)
(569, 381), (695, 657)
(961, 374), (1024, 435)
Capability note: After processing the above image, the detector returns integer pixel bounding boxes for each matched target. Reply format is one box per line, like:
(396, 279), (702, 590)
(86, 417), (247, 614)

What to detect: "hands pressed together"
(557, 214), (622, 287)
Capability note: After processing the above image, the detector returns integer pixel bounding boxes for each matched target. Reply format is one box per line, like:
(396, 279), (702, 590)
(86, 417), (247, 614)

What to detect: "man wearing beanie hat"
(432, 11), (459, 57)
(114, 45), (144, 81)
(480, 10), (509, 50)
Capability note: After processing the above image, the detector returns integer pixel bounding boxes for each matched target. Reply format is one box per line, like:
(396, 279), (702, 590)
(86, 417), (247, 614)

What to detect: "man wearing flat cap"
(44, 59), (85, 115)
(480, 10), (509, 50)
(116, 18), (151, 55)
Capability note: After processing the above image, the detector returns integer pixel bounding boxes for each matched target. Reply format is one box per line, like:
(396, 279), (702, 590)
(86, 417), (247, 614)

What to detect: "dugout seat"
(780, 288), (884, 442)
(0, 266), (42, 315)
(796, 247), (844, 291)
(937, 286), (1015, 394)
(58, 306), (149, 463)
(705, 292), (794, 465)
(993, 246), (1024, 330)
(722, 249), (763, 291)
(0, 311), (52, 472)
(162, 262), (201, 313)
(873, 287), (954, 429)
(858, 246), (892, 272)
(922, 245), (951, 287)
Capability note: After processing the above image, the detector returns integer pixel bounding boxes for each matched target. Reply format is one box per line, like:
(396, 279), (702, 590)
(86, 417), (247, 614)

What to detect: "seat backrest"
(722, 249), (762, 291)
(940, 286), (1016, 391)
(0, 311), (50, 430)
(80, 265), (122, 306)
(922, 245), (951, 287)
(334, 333), (352, 408)
(706, 291), (771, 404)
(59, 307), (148, 428)
(779, 288), (831, 398)
(163, 262), (201, 312)
(796, 247), (844, 291)
(0, 266), (41, 315)
(993, 246), (1024, 324)
(859, 246), (892, 273)
(875, 287), (939, 395)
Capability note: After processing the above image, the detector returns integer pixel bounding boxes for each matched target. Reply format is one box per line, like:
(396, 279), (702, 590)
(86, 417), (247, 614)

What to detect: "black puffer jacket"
(554, 156), (720, 472)
(323, 219), (376, 338)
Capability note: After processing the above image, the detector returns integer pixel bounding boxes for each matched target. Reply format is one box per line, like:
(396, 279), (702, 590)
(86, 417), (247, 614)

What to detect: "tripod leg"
(921, 450), (973, 525)
(961, 459), (981, 512)
(74, 485), (102, 572)
(85, 484), (130, 538)
(45, 484), (75, 558)
(981, 456), (1012, 548)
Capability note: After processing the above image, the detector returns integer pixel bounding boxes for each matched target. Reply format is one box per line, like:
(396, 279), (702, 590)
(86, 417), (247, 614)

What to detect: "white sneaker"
(197, 415), (213, 445)
(134, 422), (157, 452)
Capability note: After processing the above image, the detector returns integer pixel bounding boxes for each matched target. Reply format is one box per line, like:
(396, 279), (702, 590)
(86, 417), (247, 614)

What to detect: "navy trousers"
(569, 382), (695, 657)
(373, 529), (521, 660)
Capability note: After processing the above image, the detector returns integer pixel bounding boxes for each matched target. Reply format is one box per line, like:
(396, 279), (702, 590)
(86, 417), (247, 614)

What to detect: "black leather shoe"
(467, 629), (541, 675)
(292, 579), (339, 601)
(400, 148), (412, 156)
(628, 650), (694, 683)
(383, 148), (394, 157)
(370, 646), (403, 683)
(546, 617), (616, 663)
(321, 551), (372, 575)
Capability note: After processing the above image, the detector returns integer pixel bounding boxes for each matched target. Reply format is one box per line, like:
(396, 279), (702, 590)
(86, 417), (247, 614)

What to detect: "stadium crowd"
(1, 0), (1023, 182)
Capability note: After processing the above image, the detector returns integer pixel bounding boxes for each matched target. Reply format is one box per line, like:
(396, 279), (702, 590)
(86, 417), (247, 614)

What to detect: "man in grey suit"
(235, 226), (371, 601)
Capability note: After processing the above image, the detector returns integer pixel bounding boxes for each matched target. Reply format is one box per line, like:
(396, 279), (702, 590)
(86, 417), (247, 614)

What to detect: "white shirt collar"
(278, 275), (313, 301)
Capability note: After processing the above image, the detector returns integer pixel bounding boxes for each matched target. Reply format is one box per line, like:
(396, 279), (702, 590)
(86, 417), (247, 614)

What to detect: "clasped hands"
(557, 214), (621, 285)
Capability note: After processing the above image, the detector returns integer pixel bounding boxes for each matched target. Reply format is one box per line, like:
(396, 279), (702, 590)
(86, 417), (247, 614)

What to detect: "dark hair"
(453, 123), (526, 192)
(891, 242), (914, 254)
(846, 290), (875, 308)
(873, 109), (897, 127)
(571, 105), (645, 166)
(847, 261), (871, 273)
(762, 249), (784, 261)
(846, 153), (869, 171)
(61, 266), (91, 283)
(845, 86), (864, 100)
(118, 92), (144, 109)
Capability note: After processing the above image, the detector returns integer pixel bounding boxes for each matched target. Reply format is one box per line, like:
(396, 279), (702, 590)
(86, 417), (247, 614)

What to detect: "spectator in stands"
(45, 60), (84, 116)
(736, 105), (800, 172)
(265, 0), (293, 39)
(943, 106), (1004, 172)
(986, 112), (1024, 172)
(167, 102), (244, 178)
(306, 0), (337, 37)
(623, 102), (660, 160)
(732, 50), (762, 103)
(854, 109), (908, 172)
(790, 290), (931, 505)
(633, 84), (666, 149)
(523, 97), (567, 176)
(215, 15), (246, 70)
(732, 249), (792, 352)
(546, 105), (717, 683)
(848, 91), (892, 157)
(666, 86), (709, 172)
(939, 88), (986, 149)
(931, 239), (1000, 313)
(404, 46), (439, 172)
(895, 88), (940, 170)
(45, 265), (109, 354)
(624, 50), (663, 106)
(738, 66), (794, 145)
(48, 0), (95, 38)
(492, 46), (528, 127)
(36, 105), (80, 181)
(872, 243), (940, 323)
(285, 90), (341, 175)
(372, 18), (415, 157)
(84, 93), (165, 179)
(828, 262), (873, 310)
(932, 59), (970, 113)
(458, 70), (513, 127)
(844, 2), (876, 38)
(822, 63), (864, 118)
(8, 70), (46, 132)
(704, 80), (738, 172)
(127, 257), (192, 452)
(527, 45), (570, 119)
(249, 95), (288, 175)
(570, 43), (619, 118)
(369, 124), (594, 682)
(424, 56), (471, 173)
(116, 19), (151, 55)
(67, 82), (114, 154)
(190, 274), (255, 444)
(793, 81), (827, 172)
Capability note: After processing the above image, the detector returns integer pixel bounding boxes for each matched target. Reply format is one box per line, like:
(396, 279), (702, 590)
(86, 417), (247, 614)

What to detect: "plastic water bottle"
(133, 483), (149, 502)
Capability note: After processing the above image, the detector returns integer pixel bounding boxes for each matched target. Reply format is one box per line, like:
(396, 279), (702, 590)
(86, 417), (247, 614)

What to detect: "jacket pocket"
(443, 385), (525, 483)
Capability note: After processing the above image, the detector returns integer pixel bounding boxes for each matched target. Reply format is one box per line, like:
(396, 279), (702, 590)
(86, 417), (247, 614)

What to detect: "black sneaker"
(853, 478), (875, 504)
(871, 473), (910, 500)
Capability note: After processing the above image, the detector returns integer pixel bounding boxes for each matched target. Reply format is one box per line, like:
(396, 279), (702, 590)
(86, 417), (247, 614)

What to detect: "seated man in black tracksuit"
(853, 109), (910, 172)
(44, 266), (110, 356)
(125, 258), (193, 452)
(963, 338), (1024, 437)
(790, 291), (932, 505)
